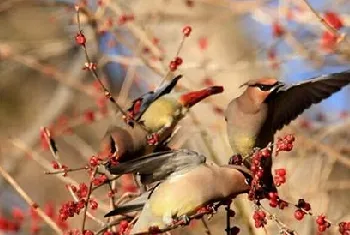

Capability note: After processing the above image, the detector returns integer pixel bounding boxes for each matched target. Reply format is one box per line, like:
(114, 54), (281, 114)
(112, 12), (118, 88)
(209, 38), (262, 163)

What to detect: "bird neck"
(236, 90), (262, 114)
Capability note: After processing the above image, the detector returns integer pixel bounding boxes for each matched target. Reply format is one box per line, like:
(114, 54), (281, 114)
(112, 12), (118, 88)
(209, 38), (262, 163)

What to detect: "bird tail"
(179, 86), (224, 108)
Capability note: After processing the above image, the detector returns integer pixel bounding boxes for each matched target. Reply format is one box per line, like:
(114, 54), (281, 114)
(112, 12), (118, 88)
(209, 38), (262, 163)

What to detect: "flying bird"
(225, 69), (350, 191)
(124, 75), (224, 145)
(105, 149), (251, 234)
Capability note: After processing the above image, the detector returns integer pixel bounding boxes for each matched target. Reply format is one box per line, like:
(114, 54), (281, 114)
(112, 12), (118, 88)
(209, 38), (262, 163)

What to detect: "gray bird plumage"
(108, 149), (207, 184)
(105, 150), (251, 234)
(226, 69), (350, 191)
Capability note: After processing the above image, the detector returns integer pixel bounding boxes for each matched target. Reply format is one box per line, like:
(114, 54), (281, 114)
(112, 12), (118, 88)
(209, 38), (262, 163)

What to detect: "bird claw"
(196, 204), (217, 217)
(180, 215), (190, 225)
(147, 133), (160, 145)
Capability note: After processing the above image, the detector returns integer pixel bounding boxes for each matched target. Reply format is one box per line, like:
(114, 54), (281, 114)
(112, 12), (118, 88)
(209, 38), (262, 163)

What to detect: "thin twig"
(300, 0), (346, 40)
(81, 167), (98, 232)
(201, 218), (212, 235)
(0, 164), (63, 235)
(45, 166), (89, 175)
(76, 7), (126, 116)
(158, 34), (186, 87)
(66, 185), (105, 226)
(225, 201), (232, 235)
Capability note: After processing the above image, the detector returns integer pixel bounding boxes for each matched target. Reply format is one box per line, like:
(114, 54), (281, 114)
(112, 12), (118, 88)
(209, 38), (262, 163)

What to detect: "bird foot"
(147, 133), (160, 145)
(180, 215), (190, 225)
(196, 204), (217, 216)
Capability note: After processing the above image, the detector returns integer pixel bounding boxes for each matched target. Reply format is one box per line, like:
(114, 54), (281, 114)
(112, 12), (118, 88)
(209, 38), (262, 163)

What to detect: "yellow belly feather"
(140, 97), (181, 132)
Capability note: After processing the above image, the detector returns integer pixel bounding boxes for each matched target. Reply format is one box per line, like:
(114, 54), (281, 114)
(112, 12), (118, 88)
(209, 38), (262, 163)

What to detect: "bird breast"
(148, 163), (248, 219)
(140, 97), (182, 132)
(226, 99), (268, 156)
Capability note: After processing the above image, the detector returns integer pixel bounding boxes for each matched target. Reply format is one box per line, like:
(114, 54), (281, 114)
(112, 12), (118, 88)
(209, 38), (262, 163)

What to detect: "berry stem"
(81, 167), (98, 232)
(157, 33), (187, 87)
(45, 166), (89, 175)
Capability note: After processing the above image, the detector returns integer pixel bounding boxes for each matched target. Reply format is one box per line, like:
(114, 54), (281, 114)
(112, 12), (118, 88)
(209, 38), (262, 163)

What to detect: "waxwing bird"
(125, 75), (224, 145)
(225, 69), (350, 192)
(105, 149), (251, 234)
(124, 75), (183, 126)
(99, 124), (171, 163)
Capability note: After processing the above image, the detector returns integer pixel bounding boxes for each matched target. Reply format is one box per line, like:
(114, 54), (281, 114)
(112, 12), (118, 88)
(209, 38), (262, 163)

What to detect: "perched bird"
(124, 75), (183, 126)
(124, 74), (224, 145)
(99, 124), (170, 163)
(105, 149), (251, 234)
(225, 69), (350, 191)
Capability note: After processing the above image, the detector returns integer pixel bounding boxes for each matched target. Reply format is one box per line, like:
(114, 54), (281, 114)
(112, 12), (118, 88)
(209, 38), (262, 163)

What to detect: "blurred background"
(0, 0), (349, 234)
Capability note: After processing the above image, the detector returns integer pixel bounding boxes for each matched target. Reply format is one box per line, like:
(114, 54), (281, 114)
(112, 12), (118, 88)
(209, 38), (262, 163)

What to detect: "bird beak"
(179, 86), (224, 108)
(239, 82), (249, 88)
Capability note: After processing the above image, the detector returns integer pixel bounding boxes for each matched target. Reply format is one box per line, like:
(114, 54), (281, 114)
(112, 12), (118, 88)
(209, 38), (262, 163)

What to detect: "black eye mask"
(249, 82), (280, 91)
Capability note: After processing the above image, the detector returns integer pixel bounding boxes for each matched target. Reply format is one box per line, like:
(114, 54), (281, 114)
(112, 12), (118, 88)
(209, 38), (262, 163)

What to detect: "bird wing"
(104, 189), (155, 217)
(107, 149), (206, 184)
(266, 69), (350, 133)
(132, 75), (183, 120)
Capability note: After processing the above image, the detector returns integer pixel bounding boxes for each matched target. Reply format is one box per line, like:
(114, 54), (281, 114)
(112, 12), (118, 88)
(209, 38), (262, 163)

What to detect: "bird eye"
(257, 84), (273, 91)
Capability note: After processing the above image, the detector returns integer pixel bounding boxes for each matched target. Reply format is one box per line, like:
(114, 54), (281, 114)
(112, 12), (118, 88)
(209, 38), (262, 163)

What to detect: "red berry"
(285, 134), (295, 142)
(268, 192), (279, 200)
(182, 26), (192, 37)
(294, 210), (305, 220)
(119, 220), (129, 234)
(44, 202), (55, 218)
(275, 168), (286, 176)
(272, 21), (285, 38)
(118, 15), (128, 25)
(89, 156), (99, 167)
(75, 32), (86, 46)
(12, 208), (24, 222)
(254, 220), (262, 228)
(301, 202), (310, 211)
(260, 149), (271, 158)
(269, 199), (278, 208)
(51, 161), (60, 169)
(198, 37), (208, 50)
(321, 31), (338, 52)
(258, 211), (266, 218)
(324, 11), (343, 30)
(169, 60), (178, 72)
(345, 222), (350, 230)
(175, 57), (183, 66)
(318, 224), (327, 232)
(89, 199), (98, 210)
(83, 230), (94, 235)
(316, 215), (325, 225)
(253, 211), (260, 220)
(84, 110), (95, 123)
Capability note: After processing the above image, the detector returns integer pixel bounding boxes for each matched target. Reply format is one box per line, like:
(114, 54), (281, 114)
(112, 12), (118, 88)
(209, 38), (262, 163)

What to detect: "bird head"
(240, 78), (285, 104)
